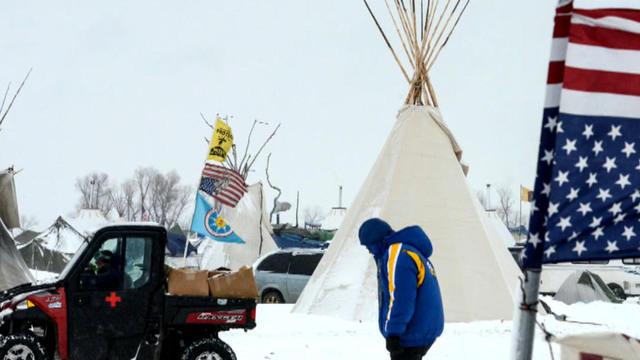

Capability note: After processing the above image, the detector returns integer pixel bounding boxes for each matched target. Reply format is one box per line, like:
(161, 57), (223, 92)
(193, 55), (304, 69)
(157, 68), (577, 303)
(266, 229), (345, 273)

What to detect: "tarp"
(293, 106), (521, 322)
(0, 170), (20, 229)
(554, 270), (620, 305)
(554, 332), (640, 360)
(0, 217), (34, 290)
(199, 183), (278, 270)
(166, 232), (197, 257)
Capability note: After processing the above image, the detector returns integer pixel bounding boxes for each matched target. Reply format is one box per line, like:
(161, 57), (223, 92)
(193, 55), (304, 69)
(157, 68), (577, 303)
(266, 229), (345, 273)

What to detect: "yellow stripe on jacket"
(385, 243), (402, 331)
(402, 249), (426, 287)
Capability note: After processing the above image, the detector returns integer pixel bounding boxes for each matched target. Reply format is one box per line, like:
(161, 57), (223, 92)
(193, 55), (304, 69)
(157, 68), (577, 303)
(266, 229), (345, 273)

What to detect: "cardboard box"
(168, 268), (209, 296)
(208, 266), (259, 299)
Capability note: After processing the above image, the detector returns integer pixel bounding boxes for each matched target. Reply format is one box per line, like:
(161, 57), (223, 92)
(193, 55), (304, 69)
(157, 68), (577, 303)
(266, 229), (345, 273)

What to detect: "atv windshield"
(58, 241), (88, 280)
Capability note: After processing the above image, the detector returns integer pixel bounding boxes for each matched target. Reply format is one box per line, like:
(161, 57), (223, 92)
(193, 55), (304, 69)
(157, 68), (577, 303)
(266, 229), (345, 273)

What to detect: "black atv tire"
(181, 337), (236, 360)
(0, 334), (47, 360)
(261, 290), (284, 304)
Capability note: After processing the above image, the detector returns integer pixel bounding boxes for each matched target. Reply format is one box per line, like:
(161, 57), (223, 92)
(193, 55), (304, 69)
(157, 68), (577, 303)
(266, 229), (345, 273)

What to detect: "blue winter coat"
(371, 226), (444, 347)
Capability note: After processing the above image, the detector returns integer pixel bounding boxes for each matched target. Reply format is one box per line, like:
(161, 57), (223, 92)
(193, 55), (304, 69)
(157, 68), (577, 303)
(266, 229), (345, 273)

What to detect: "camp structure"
(321, 186), (347, 232)
(553, 332), (640, 360)
(199, 183), (278, 270)
(294, 1), (522, 322)
(17, 216), (86, 274)
(0, 169), (34, 290)
(70, 208), (110, 235)
(553, 271), (621, 305)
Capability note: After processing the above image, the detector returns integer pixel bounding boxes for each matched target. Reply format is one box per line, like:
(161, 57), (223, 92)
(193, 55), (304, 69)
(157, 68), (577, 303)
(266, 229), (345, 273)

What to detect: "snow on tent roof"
(554, 270), (621, 305)
(36, 216), (86, 254)
(69, 208), (110, 235)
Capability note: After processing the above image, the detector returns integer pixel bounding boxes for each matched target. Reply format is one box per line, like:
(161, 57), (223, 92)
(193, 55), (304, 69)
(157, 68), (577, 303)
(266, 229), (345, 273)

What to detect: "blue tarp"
(166, 232), (197, 257)
(272, 232), (329, 249)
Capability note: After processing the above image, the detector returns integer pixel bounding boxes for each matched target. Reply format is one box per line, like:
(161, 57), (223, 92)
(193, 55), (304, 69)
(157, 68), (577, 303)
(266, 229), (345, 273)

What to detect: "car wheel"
(607, 283), (626, 300)
(261, 290), (284, 304)
(0, 334), (47, 360)
(181, 337), (236, 360)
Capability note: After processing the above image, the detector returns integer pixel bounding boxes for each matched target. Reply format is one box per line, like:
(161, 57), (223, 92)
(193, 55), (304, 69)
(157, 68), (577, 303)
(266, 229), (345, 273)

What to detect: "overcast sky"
(1, 0), (637, 229)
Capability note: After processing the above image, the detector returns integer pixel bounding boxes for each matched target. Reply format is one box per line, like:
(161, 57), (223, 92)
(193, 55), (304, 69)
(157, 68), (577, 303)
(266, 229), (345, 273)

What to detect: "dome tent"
(553, 270), (621, 305)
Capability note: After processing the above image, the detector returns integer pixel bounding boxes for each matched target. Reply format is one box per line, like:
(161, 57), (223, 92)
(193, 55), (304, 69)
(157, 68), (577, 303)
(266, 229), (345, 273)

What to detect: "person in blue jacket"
(359, 218), (444, 360)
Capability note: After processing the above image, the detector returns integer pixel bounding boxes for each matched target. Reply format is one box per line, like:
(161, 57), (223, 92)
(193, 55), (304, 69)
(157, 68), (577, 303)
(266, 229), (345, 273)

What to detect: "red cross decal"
(105, 292), (121, 308)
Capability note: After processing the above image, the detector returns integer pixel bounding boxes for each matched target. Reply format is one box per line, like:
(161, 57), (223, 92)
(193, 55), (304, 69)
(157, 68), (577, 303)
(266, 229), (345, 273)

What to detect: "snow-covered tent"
(293, 4), (521, 322)
(199, 183), (278, 270)
(553, 332), (640, 360)
(69, 208), (110, 235)
(17, 216), (85, 274)
(0, 170), (34, 290)
(322, 207), (346, 232)
(553, 271), (620, 305)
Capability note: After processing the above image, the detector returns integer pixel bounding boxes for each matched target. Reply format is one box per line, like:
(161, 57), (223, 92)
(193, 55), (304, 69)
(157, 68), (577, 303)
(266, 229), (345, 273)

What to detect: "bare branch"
(265, 153), (282, 223)
(238, 119), (258, 174)
(200, 112), (214, 129)
(245, 123), (281, 175)
(0, 69), (32, 130)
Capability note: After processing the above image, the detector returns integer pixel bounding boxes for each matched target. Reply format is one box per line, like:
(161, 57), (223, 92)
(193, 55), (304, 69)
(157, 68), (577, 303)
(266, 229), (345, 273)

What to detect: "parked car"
(253, 248), (325, 303)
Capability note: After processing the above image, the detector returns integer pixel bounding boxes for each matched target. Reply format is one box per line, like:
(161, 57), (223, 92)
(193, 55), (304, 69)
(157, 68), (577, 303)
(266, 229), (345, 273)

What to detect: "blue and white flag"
(523, 4), (640, 268)
(190, 192), (245, 244)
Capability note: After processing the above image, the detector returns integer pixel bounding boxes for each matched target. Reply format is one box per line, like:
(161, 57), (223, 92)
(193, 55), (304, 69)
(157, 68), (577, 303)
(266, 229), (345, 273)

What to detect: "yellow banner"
(520, 186), (533, 202)
(207, 118), (234, 162)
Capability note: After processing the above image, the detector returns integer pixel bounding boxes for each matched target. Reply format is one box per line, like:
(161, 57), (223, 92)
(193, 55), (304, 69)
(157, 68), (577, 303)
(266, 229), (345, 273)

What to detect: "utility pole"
(486, 183), (491, 210)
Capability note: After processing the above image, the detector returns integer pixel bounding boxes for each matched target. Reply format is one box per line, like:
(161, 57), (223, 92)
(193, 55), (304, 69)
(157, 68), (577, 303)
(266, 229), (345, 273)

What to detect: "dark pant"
(389, 344), (432, 360)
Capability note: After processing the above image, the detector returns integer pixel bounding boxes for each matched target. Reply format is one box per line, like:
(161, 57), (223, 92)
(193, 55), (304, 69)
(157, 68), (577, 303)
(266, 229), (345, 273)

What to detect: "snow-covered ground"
(221, 297), (640, 359)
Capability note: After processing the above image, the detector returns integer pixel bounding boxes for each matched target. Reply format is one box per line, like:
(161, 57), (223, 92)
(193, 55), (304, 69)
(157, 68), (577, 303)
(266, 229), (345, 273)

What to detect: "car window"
(257, 253), (292, 273)
(124, 237), (153, 289)
(622, 257), (640, 265)
(79, 237), (124, 291)
(289, 254), (323, 276)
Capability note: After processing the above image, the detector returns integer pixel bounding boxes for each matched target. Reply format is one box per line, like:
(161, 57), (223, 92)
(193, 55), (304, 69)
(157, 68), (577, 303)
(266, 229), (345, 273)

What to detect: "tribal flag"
(523, 2), (640, 268)
(190, 192), (244, 243)
(199, 164), (248, 208)
(521, 186), (533, 202)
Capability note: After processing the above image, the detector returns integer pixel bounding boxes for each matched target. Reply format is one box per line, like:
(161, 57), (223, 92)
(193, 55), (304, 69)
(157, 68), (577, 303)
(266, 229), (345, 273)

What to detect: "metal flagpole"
(519, 185), (522, 241)
(511, 269), (541, 360)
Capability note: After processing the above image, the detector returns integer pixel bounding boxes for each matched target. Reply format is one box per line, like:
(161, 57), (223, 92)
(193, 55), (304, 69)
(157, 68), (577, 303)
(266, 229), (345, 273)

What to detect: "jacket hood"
(384, 226), (433, 258)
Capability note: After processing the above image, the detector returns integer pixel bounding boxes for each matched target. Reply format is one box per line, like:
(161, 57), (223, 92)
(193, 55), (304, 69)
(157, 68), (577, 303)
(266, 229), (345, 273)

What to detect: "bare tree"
(304, 205), (326, 225)
(109, 179), (138, 220)
(75, 172), (112, 213)
(147, 170), (191, 227)
(496, 185), (518, 228)
(134, 167), (157, 220)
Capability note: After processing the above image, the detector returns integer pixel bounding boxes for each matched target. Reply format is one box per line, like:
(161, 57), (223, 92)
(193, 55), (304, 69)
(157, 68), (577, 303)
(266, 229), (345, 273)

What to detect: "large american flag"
(199, 163), (248, 208)
(523, 1), (640, 268)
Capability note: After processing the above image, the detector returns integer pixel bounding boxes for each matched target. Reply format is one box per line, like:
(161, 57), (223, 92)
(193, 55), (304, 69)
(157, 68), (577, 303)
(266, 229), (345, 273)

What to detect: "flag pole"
(511, 269), (541, 360)
(519, 185), (522, 241)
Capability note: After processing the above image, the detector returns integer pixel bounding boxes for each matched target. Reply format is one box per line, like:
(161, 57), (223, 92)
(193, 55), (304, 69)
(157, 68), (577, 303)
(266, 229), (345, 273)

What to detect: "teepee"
(293, 0), (521, 322)
(199, 182), (278, 270)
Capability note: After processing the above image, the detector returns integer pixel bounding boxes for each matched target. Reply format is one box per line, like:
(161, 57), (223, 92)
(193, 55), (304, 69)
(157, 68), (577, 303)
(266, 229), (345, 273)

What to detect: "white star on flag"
(592, 227), (604, 240)
(544, 116), (557, 132)
(631, 190), (640, 202)
(593, 141), (604, 156)
(556, 121), (564, 133)
(548, 202), (559, 216)
(589, 216), (603, 228)
(566, 187), (579, 201)
(596, 188), (612, 202)
(635, 203), (640, 214)
(557, 216), (572, 231)
(541, 183), (551, 197)
(528, 233), (541, 248)
(582, 124), (594, 139)
(544, 245), (556, 259)
(622, 226), (636, 241)
(585, 173), (598, 187)
(614, 213), (625, 225)
(572, 241), (587, 256)
(603, 157), (617, 173)
(615, 174), (631, 189)
(608, 202), (622, 215)
(562, 139), (577, 155)
(569, 231), (579, 241)
(542, 149), (554, 165)
(577, 202), (592, 216)
(636, 159), (640, 171)
(605, 240), (619, 253)
(622, 142), (636, 158)
(575, 156), (588, 172)
(608, 125), (622, 141)
(555, 171), (569, 186)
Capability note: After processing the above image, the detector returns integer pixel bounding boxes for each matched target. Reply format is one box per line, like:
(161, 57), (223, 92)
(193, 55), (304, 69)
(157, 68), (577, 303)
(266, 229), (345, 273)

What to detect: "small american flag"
(199, 164), (248, 208)
(524, 2), (640, 267)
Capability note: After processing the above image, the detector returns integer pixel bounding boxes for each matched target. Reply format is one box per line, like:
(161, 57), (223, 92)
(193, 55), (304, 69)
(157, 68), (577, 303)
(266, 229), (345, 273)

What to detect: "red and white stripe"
(560, 7), (640, 118)
(544, 1), (574, 109)
(202, 163), (248, 208)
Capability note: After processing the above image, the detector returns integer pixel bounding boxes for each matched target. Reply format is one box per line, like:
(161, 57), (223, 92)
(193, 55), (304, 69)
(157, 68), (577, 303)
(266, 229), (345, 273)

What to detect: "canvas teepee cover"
(0, 170), (34, 290)
(293, 1), (521, 322)
(199, 183), (278, 270)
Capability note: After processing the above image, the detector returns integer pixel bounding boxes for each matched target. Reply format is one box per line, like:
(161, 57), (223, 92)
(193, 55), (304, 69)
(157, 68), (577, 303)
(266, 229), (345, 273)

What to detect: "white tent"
(199, 182), (278, 270)
(553, 271), (620, 305)
(553, 332), (640, 360)
(293, 2), (521, 322)
(69, 208), (110, 235)
(322, 207), (347, 232)
(0, 170), (34, 290)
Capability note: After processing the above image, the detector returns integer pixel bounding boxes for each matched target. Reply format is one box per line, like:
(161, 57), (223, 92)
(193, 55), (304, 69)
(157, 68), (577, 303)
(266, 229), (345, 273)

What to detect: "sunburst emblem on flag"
(204, 209), (233, 237)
